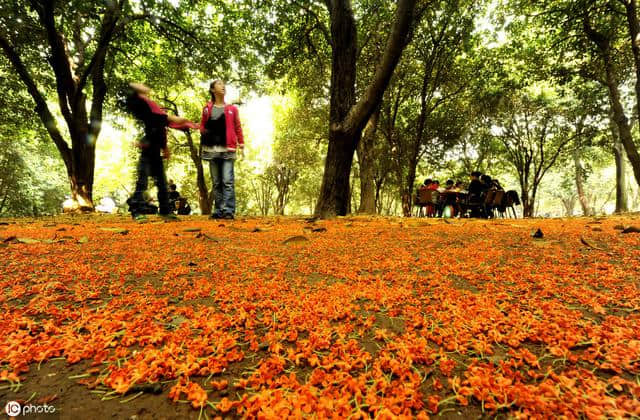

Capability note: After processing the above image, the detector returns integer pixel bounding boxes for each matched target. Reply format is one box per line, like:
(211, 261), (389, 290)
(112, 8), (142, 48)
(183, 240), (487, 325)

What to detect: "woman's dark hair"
(423, 179), (432, 186)
(117, 85), (147, 119)
(209, 79), (223, 100)
(116, 85), (134, 110)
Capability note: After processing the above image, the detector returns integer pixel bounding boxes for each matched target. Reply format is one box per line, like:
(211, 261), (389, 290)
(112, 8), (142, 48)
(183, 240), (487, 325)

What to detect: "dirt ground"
(1, 214), (639, 419)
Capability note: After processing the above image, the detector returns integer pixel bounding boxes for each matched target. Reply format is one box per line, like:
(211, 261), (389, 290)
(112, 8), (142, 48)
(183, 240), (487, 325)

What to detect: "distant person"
(442, 180), (457, 218)
(480, 174), (493, 193)
(168, 179), (177, 193)
(435, 180), (446, 192)
(176, 197), (192, 215)
(200, 79), (245, 220)
(126, 192), (157, 215)
(419, 179), (432, 192)
(466, 171), (485, 218)
(168, 183), (180, 211)
(468, 171), (484, 200)
(123, 82), (198, 222)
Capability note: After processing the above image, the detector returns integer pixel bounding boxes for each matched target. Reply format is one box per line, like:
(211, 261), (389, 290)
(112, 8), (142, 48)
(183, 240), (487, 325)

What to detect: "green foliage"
(0, 131), (67, 217)
(1, 0), (639, 217)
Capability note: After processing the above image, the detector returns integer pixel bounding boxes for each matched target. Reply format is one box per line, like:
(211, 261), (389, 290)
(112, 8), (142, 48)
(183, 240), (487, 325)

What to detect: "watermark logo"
(4, 401), (56, 417)
(5, 401), (21, 417)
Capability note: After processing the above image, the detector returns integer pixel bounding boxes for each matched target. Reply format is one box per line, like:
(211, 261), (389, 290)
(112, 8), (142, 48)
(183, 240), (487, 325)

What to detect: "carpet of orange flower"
(0, 215), (639, 419)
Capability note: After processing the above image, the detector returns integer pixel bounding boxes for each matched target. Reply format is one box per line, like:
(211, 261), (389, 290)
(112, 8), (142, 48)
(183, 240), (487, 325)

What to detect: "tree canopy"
(1, 0), (640, 217)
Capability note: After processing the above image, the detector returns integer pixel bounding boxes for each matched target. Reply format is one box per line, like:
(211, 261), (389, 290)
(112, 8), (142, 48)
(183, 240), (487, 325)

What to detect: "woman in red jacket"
(200, 80), (245, 219)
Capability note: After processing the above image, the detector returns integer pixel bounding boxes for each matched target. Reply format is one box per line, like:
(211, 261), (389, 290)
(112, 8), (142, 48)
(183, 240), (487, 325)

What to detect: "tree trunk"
(357, 110), (379, 214)
(349, 169), (356, 215)
(610, 115), (629, 213)
(522, 197), (534, 218)
(316, 131), (358, 218)
(561, 196), (576, 217)
(573, 147), (591, 216)
(163, 98), (211, 216)
(274, 185), (287, 215)
(374, 177), (385, 214)
(315, 0), (358, 218)
(63, 128), (96, 210)
(604, 64), (640, 188)
(403, 156), (418, 217)
(521, 187), (533, 218)
(622, 0), (640, 124)
(185, 131), (211, 215)
(584, 18), (640, 188)
(315, 0), (417, 218)
(0, 178), (9, 214)
(614, 143), (629, 214)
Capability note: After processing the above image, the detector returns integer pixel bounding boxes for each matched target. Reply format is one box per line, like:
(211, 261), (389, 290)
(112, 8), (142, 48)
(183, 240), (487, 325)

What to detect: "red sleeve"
(233, 106), (244, 147)
(141, 97), (167, 116)
(168, 121), (199, 130)
(200, 105), (208, 133)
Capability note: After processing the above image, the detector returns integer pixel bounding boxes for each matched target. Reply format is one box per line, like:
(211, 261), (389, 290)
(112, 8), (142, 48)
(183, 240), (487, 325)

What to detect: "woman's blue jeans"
(208, 153), (236, 217)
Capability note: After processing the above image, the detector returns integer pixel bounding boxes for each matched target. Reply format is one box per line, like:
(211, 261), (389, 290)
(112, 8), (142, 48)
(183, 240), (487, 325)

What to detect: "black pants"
(131, 151), (170, 215)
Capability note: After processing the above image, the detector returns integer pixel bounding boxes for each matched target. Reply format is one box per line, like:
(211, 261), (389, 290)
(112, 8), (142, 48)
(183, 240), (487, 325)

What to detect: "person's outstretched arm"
(168, 114), (199, 130)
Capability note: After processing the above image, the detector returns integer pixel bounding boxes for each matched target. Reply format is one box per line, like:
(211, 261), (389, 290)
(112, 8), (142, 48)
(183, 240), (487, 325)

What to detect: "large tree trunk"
(315, 0), (358, 219)
(357, 110), (379, 214)
(315, 0), (417, 218)
(55, 122), (95, 209)
(573, 147), (591, 216)
(316, 132), (359, 217)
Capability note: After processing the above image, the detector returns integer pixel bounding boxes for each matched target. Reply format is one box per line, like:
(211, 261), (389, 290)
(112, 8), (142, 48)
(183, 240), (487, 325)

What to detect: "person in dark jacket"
(168, 182), (180, 211)
(125, 83), (198, 221)
(468, 171), (484, 201)
(467, 171), (485, 218)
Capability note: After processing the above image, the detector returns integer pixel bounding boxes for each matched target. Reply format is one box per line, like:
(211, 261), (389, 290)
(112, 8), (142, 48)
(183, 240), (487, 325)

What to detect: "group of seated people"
(414, 171), (520, 218)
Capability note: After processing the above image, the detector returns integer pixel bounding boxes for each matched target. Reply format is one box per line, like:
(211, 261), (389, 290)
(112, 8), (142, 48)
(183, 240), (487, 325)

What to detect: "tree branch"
(30, 0), (77, 126)
(341, 0), (418, 135)
(77, 0), (121, 95)
(0, 34), (71, 162)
